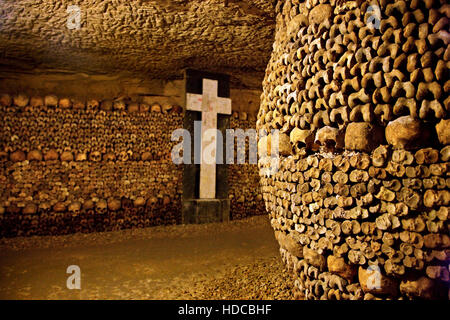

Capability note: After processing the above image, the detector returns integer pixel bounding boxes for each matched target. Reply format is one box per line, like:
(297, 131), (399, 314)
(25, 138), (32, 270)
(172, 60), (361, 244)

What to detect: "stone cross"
(186, 78), (232, 199)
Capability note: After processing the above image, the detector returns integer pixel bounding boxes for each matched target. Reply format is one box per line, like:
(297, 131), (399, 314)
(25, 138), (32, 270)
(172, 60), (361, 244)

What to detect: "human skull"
(75, 153), (87, 161)
(30, 96), (44, 108)
(104, 153), (116, 161)
(314, 126), (345, 151)
(68, 201), (82, 214)
(118, 151), (129, 162)
(113, 100), (126, 111)
(87, 99), (99, 110)
(89, 151), (102, 162)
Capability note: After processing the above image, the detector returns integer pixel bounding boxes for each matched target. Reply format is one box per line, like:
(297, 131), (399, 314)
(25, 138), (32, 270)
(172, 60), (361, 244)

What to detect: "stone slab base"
(182, 199), (230, 224)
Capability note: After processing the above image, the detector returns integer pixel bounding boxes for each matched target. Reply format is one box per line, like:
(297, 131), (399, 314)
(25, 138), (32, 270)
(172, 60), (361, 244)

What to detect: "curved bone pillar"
(258, 0), (449, 300)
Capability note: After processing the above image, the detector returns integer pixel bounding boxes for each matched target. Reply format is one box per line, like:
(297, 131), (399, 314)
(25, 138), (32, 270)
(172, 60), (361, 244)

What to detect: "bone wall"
(0, 72), (263, 114)
(229, 115), (266, 219)
(0, 92), (264, 237)
(258, 0), (449, 300)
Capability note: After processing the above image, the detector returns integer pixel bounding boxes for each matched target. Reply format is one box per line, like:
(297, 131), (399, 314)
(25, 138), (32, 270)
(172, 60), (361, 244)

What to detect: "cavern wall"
(258, 0), (449, 299)
(0, 77), (265, 237)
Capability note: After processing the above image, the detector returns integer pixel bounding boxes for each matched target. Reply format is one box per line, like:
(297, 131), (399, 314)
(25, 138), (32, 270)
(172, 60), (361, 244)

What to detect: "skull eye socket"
(334, 113), (344, 125)
(324, 139), (336, 149)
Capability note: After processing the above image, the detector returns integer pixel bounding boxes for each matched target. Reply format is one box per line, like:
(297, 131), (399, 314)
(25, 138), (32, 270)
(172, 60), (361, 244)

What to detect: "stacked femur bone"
(258, 0), (449, 300)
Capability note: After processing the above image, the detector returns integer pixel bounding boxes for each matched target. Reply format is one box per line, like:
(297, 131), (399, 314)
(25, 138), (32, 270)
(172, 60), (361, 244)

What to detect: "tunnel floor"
(0, 215), (295, 300)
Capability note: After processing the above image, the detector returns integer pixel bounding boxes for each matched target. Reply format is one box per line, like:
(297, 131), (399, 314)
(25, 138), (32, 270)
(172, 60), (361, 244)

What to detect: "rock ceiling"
(0, 0), (276, 89)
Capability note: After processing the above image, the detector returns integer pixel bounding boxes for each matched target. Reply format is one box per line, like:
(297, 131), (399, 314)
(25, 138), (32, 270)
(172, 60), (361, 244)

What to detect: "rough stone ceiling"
(0, 0), (275, 89)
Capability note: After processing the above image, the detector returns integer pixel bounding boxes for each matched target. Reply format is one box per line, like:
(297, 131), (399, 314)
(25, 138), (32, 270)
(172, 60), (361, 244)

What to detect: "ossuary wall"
(258, 0), (449, 299)
(0, 90), (265, 237)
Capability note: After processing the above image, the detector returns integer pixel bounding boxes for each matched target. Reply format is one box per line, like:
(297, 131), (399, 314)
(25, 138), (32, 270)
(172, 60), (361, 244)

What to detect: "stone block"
(182, 199), (230, 224)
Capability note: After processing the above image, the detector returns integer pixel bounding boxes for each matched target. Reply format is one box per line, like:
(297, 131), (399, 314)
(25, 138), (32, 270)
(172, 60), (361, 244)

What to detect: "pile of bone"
(0, 93), (183, 162)
(0, 199), (180, 238)
(229, 164), (266, 219)
(228, 115), (266, 219)
(258, 0), (449, 150)
(257, 0), (449, 299)
(262, 146), (449, 300)
(0, 93), (182, 113)
(0, 160), (181, 215)
(0, 159), (182, 238)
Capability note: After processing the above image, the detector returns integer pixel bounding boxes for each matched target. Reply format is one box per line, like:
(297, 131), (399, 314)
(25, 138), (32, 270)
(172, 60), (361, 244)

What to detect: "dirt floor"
(0, 215), (295, 300)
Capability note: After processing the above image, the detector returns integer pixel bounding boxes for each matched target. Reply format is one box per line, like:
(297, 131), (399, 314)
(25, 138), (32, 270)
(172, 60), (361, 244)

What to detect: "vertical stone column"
(182, 69), (231, 224)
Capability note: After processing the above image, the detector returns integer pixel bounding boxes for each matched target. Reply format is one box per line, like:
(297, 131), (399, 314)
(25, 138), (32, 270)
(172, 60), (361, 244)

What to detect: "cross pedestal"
(182, 71), (232, 224)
